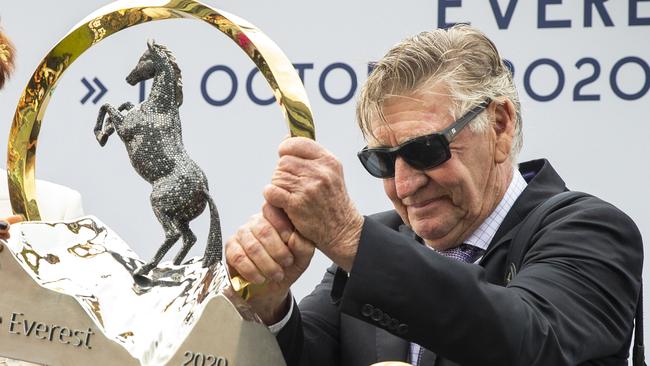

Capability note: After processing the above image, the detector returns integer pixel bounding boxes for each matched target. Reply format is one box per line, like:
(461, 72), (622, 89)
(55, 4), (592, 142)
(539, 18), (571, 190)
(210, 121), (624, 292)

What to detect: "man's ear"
(492, 98), (516, 164)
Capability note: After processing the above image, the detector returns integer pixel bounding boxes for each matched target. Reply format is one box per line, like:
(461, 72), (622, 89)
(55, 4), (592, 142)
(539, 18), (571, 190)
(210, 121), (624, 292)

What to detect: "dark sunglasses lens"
(400, 137), (450, 170)
(359, 150), (395, 178)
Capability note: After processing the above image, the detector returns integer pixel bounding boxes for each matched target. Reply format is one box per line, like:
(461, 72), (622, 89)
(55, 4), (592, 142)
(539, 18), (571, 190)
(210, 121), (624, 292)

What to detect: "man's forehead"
(368, 88), (455, 144)
(369, 123), (435, 146)
(382, 83), (452, 108)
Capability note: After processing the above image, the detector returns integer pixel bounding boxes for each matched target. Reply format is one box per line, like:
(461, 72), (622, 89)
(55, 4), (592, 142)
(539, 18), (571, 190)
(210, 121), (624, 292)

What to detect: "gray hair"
(356, 24), (523, 160)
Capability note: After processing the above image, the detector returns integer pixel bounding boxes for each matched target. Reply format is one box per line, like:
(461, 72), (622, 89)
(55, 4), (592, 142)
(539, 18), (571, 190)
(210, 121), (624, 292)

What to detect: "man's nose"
(394, 157), (428, 199)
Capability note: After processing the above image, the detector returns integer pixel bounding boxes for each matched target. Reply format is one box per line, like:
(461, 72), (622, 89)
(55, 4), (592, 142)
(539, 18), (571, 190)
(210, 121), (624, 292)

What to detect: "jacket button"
(389, 318), (399, 331)
(361, 304), (373, 317)
(397, 324), (409, 335)
(371, 308), (383, 322)
(380, 313), (391, 327)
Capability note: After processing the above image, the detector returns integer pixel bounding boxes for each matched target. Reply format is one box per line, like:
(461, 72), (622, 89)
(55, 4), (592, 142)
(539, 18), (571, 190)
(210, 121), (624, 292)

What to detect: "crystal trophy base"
(0, 216), (286, 366)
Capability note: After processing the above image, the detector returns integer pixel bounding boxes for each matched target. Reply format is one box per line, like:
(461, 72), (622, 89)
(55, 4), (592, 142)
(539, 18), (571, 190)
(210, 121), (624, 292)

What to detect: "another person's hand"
(226, 203), (315, 324)
(263, 137), (364, 272)
(0, 215), (24, 240)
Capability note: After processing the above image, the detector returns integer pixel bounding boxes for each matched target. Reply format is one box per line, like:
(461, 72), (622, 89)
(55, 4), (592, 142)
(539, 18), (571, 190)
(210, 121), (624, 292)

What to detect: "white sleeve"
(63, 190), (84, 220)
(267, 294), (295, 335)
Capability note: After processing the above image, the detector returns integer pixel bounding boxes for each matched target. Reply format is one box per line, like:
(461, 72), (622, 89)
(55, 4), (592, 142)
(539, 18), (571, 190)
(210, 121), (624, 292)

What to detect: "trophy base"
(0, 216), (286, 366)
(0, 358), (40, 365)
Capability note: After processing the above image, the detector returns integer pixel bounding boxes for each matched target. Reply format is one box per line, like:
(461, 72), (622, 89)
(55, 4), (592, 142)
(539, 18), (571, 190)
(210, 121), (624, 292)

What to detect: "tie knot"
(436, 243), (483, 263)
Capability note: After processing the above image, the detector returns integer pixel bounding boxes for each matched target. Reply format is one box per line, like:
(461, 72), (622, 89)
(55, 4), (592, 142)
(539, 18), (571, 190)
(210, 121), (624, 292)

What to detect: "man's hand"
(0, 215), (23, 240)
(263, 137), (364, 272)
(226, 203), (314, 325)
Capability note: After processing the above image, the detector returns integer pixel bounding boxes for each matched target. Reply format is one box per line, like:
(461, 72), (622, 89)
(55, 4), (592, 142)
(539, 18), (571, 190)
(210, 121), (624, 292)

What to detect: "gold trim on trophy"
(7, 0), (315, 302)
(8, 0), (315, 221)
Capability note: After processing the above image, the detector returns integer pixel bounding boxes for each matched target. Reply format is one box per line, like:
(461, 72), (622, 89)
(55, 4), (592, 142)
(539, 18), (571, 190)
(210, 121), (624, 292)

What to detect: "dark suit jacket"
(277, 159), (643, 366)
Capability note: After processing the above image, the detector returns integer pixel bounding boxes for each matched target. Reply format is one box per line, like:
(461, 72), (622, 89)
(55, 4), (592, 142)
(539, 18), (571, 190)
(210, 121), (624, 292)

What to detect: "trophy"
(0, 1), (314, 365)
(93, 39), (223, 281)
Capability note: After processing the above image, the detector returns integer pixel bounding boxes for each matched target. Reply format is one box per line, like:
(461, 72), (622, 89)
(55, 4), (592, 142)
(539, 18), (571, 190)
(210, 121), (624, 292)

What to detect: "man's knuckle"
(243, 240), (264, 256)
(230, 251), (249, 267)
(236, 226), (247, 238)
(321, 172), (336, 187)
(224, 237), (237, 251)
(278, 156), (292, 169)
(305, 181), (321, 196)
(256, 223), (275, 240)
(322, 154), (339, 168)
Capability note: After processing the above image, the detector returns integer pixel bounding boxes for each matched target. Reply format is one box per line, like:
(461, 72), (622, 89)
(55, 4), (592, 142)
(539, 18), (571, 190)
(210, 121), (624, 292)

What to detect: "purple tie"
(437, 243), (484, 263)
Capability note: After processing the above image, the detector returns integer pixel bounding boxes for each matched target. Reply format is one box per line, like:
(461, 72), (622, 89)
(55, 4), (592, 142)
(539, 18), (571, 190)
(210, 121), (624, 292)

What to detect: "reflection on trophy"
(0, 1), (314, 365)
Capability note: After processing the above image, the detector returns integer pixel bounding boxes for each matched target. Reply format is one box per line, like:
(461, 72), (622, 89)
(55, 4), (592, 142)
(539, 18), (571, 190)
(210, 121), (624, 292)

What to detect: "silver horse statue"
(93, 40), (222, 277)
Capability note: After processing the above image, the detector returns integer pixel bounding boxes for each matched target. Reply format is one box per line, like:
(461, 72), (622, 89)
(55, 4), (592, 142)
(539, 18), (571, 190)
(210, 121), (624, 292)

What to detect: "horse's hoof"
(133, 273), (153, 289)
(133, 266), (154, 288)
(99, 135), (109, 147)
(94, 131), (108, 146)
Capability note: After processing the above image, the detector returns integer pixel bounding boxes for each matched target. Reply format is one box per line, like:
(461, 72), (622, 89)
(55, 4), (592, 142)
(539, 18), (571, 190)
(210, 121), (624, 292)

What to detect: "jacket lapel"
(481, 159), (567, 263)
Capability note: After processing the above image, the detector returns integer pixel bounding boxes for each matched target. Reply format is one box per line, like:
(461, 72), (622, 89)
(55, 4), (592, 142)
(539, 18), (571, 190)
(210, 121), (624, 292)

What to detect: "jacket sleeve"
(276, 264), (342, 366)
(338, 198), (643, 365)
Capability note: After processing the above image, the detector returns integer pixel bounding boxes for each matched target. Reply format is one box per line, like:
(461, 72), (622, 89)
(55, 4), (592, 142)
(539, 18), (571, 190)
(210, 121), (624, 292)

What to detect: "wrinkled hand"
(226, 203), (314, 324)
(0, 215), (24, 240)
(263, 137), (364, 272)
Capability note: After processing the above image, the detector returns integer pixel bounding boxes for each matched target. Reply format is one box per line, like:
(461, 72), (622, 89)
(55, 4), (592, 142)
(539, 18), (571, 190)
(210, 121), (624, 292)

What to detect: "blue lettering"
(246, 68), (274, 106)
(319, 63), (357, 105)
(138, 80), (147, 103)
(524, 58), (565, 102)
(438, 0), (464, 28)
(490, 0), (519, 29)
(538, 0), (571, 28)
(610, 56), (650, 100)
(368, 62), (376, 76)
(630, 0), (650, 26)
(573, 58), (601, 101)
(293, 63), (314, 84)
(584, 0), (614, 27)
(201, 65), (237, 106)
(503, 59), (515, 77)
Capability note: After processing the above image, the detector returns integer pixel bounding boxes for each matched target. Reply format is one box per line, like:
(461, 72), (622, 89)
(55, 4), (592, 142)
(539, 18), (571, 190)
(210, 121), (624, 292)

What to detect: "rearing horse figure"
(94, 40), (222, 277)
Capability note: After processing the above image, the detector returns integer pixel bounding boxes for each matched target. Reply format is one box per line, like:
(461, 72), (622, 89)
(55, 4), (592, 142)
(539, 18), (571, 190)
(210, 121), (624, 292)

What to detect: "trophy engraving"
(6, 312), (95, 349)
(93, 40), (222, 278)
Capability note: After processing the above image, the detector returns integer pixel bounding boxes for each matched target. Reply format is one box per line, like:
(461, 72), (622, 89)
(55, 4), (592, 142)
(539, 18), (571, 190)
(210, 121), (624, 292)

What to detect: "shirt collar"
(464, 168), (527, 250)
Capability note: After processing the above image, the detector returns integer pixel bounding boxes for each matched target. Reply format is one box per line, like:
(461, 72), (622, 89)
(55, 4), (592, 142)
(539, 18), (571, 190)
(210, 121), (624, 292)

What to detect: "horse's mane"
(155, 43), (183, 107)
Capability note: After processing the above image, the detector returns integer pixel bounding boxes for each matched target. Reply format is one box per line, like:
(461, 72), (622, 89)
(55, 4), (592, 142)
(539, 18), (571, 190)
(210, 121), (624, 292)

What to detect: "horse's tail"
(203, 189), (222, 268)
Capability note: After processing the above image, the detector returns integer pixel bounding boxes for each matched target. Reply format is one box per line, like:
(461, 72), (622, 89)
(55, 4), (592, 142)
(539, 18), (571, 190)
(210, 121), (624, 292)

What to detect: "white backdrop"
(1, 0), (649, 360)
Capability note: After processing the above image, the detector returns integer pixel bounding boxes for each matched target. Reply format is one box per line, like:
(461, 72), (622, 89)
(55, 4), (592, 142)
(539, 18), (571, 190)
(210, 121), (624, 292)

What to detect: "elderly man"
(226, 25), (642, 366)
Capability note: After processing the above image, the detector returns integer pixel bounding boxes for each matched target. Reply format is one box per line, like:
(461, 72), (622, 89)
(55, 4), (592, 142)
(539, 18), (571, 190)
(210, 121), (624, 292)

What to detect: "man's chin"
(411, 223), (455, 247)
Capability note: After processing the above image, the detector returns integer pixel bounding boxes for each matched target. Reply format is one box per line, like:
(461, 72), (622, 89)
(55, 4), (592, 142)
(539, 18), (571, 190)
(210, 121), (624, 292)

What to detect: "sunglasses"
(357, 98), (492, 178)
